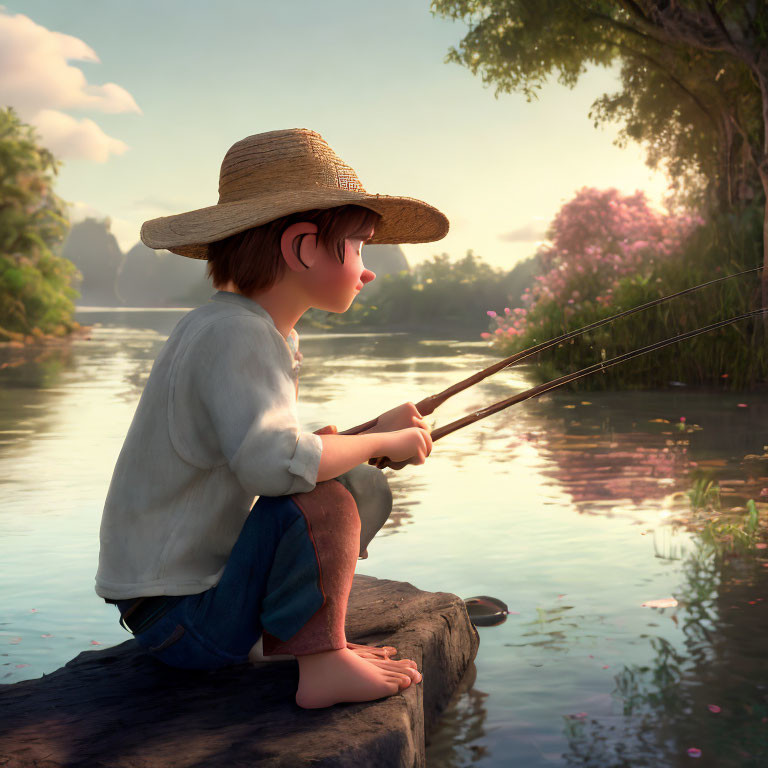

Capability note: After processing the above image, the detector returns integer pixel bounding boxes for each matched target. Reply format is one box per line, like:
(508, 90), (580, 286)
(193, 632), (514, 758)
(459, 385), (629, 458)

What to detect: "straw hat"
(141, 128), (449, 259)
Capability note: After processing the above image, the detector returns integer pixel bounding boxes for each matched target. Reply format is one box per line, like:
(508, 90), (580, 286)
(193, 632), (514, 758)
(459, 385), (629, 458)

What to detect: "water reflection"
(1, 312), (766, 767)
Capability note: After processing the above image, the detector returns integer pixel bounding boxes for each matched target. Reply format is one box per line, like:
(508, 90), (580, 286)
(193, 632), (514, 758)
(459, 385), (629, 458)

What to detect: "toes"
(390, 673), (411, 689)
(367, 659), (422, 683)
(368, 658), (417, 672)
(347, 642), (396, 658)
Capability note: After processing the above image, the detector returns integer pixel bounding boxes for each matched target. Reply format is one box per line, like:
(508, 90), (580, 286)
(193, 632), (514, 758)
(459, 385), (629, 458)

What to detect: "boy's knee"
(336, 464), (392, 522)
(293, 479), (361, 536)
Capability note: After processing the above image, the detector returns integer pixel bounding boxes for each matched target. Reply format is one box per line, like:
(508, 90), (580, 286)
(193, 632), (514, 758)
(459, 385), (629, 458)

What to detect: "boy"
(95, 128), (449, 709)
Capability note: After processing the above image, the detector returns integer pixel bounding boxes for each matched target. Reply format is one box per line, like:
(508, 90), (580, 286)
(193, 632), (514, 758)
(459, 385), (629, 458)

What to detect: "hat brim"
(141, 189), (449, 259)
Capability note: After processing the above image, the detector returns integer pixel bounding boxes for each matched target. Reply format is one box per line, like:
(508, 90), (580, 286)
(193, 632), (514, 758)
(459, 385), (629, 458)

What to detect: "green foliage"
(430, 0), (766, 212)
(687, 476), (721, 513)
(0, 107), (78, 339)
(685, 474), (763, 553)
(302, 250), (538, 333)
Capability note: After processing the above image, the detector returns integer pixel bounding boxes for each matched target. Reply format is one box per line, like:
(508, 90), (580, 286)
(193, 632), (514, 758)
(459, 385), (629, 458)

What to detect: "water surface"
(1, 306), (766, 767)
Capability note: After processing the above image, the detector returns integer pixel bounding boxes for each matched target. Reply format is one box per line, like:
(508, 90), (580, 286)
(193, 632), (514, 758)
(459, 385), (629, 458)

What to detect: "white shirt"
(95, 290), (323, 599)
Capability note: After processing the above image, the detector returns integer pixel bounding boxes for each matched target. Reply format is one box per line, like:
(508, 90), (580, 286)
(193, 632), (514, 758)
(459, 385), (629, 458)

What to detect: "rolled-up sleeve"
(177, 315), (322, 496)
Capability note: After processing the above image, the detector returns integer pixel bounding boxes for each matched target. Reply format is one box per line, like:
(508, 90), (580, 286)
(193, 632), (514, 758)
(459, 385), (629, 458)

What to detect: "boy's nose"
(360, 269), (376, 285)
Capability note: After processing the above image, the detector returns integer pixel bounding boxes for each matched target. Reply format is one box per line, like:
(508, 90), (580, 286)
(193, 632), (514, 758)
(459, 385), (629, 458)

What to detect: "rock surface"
(0, 574), (479, 767)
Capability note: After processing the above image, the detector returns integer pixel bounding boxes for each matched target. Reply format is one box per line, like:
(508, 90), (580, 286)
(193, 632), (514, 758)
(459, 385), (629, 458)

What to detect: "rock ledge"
(0, 574), (479, 767)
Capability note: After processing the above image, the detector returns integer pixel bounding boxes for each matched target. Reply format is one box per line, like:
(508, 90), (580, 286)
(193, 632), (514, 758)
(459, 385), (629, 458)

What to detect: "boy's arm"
(316, 428), (431, 482)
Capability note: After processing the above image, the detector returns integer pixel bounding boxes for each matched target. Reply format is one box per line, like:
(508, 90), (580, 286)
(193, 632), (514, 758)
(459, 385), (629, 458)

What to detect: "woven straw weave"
(141, 129), (449, 260)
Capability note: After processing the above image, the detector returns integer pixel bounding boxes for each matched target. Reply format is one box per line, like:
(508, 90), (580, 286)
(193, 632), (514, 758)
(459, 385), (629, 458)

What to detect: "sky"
(1, 0), (671, 270)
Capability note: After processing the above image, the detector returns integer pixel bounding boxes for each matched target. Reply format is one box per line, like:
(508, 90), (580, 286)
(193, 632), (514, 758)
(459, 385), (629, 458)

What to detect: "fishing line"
(373, 306), (768, 468)
(342, 265), (762, 435)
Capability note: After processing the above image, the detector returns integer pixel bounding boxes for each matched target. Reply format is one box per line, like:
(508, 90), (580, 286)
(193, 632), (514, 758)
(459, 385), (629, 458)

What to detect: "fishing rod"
(341, 265), (762, 436)
(372, 306), (768, 470)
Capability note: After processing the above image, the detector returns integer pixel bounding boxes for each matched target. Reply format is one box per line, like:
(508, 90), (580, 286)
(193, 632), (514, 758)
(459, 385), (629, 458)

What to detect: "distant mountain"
(362, 244), (409, 277)
(60, 218), (212, 307)
(61, 218), (124, 306)
(60, 221), (409, 308)
(117, 242), (210, 307)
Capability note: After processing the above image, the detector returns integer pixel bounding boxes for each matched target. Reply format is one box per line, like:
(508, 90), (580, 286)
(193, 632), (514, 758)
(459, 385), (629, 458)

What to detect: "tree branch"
(706, 1), (736, 48)
(616, 0), (652, 25)
(577, 4), (667, 47)
(591, 34), (718, 130)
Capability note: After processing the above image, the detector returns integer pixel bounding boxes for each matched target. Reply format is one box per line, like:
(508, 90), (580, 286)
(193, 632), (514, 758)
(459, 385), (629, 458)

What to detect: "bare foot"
(296, 647), (417, 709)
(251, 638), (398, 664)
(346, 641), (397, 659)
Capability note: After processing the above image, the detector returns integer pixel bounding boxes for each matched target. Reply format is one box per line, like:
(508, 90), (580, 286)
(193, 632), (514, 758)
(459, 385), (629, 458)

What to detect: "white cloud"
(34, 109), (129, 162)
(498, 222), (548, 243)
(0, 9), (140, 161)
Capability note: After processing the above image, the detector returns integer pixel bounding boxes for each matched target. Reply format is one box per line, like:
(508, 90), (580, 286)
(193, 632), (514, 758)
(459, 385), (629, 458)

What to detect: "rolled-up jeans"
(115, 464), (392, 670)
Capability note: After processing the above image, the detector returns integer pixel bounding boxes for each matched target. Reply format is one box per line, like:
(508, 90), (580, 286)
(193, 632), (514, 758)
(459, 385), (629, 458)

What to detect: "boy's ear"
(281, 222), (319, 271)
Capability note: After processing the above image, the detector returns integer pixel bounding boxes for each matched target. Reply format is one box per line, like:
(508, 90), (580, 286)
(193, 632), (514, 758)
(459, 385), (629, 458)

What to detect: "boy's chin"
(314, 299), (356, 314)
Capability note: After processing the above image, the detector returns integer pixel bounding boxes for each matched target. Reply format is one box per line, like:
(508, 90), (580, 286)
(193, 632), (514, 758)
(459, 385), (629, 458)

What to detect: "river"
(1, 306), (766, 767)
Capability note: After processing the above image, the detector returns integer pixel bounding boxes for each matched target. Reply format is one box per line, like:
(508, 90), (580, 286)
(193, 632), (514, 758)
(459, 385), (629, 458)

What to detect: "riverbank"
(0, 321), (93, 348)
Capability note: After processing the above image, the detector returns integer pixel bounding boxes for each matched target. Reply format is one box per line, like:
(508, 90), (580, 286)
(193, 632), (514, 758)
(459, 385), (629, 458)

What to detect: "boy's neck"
(216, 280), (308, 339)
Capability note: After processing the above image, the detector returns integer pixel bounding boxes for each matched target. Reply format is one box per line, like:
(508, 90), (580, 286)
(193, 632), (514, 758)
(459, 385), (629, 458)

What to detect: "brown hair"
(206, 204), (381, 295)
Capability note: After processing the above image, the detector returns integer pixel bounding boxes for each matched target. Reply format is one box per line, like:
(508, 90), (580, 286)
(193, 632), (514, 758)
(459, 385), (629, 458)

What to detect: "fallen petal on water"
(687, 748), (702, 758)
(90, 640), (102, 646)
(40, 634), (53, 638)
(641, 598), (678, 608)
(14, 664), (28, 669)
(9, 638), (21, 644)
(737, 403), (748, 408)
(602, 665), (610, 669)
(707, 704), (721, 713)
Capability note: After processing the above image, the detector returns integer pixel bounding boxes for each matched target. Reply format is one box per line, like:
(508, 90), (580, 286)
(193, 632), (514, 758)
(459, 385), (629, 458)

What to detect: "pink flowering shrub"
(482, 188), (703, 347)
(482, 189), (768, 389)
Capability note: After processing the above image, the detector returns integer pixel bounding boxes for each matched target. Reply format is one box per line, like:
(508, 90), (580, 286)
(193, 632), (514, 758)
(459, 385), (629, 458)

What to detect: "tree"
(0, 107), (78, 340)
(430, 0), (768, 302)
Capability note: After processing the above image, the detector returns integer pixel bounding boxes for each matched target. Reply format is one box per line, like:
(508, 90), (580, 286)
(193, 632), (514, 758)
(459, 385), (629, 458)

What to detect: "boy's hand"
(365, 402), (428, 434)
(373, 427), (432, 465)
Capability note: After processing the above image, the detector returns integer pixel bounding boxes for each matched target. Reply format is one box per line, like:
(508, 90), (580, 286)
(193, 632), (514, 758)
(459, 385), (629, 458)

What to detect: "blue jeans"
(117, 466), (391, 671)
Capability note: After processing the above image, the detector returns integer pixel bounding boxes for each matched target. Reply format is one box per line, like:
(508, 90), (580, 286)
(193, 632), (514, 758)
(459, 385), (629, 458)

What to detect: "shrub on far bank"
(301, 250), (540, 334)
(0, 108), (79, 342)
(484, 188), (765, 390)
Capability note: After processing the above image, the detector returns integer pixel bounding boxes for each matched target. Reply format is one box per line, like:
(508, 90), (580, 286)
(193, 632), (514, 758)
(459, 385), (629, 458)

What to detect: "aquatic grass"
(666, 473), (767, 558)
(687, 476), (721, 513)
